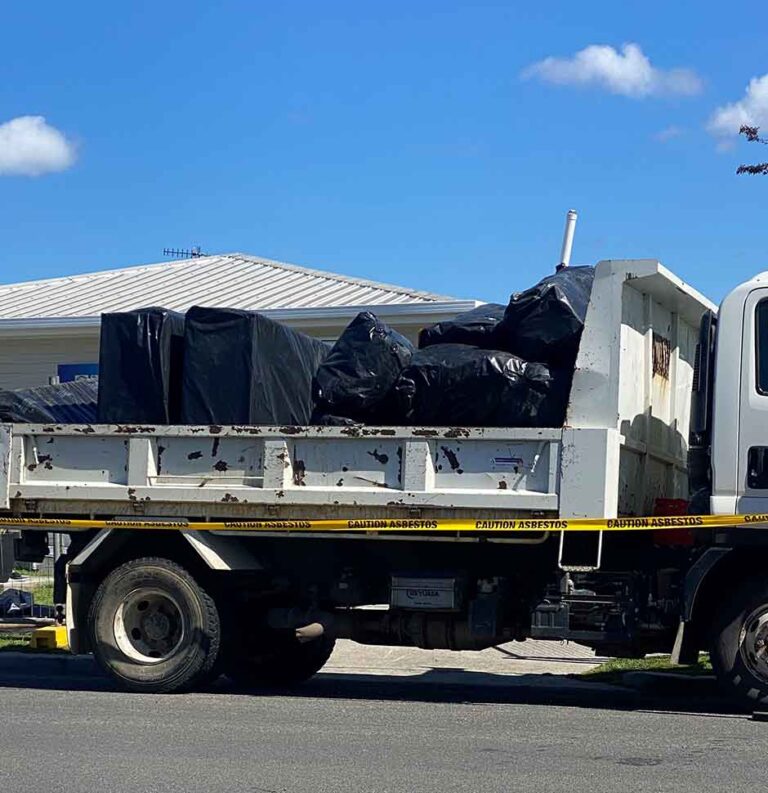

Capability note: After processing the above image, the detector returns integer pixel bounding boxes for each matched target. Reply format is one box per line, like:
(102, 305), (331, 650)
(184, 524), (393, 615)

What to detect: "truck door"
(738, 289), (768, 512)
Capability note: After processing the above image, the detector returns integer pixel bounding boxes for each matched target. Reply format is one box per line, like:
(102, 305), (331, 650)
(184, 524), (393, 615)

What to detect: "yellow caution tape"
(0, 513), (766, 533)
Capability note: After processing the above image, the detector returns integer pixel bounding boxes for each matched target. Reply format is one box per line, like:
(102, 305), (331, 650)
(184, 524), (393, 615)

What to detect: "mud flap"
(671, 620), (700, 665)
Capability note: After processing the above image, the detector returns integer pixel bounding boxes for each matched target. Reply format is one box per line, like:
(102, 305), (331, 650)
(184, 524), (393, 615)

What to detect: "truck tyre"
(228, 634), (335, 688)
(88, 557), (222, 694)
(710, 577), (768, 707)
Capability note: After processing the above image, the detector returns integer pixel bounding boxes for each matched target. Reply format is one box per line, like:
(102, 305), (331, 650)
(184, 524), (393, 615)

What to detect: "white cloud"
(0, 116), (76, 176)
(522, 43), (703, 98)
(707, 74), (768, 141)
(654, 125), (684, 142)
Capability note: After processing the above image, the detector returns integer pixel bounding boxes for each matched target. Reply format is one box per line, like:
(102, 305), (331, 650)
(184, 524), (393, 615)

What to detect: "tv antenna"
(163, 246), (205, 259)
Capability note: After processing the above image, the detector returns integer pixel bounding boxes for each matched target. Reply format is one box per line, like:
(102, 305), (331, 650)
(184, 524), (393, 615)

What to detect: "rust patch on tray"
(444, 427), (470, 439)
(116, 425), (156, 434)
(652, 333), (671, 379)
(293, 458), (306, 486)
(440, 446), (462, 473)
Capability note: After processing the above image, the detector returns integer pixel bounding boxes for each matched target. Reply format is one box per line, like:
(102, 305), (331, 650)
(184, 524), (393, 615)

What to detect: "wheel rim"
(113, 588), (186, 664)
(739, 605), (768, 683)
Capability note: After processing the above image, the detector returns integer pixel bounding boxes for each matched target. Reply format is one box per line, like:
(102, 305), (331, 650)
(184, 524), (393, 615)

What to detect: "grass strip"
(581, 653), (713, 684)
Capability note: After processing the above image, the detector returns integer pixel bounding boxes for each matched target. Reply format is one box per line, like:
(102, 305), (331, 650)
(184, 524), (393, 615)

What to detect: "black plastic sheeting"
(98, 308), (185, 424)
(395, 344), (569, 428)
(498, 266), (594, 368)
(181, 307), (329, 425)
(0, 379), (98, 423)
(418, 303), (507, 350)
(313, 312), (414, 424)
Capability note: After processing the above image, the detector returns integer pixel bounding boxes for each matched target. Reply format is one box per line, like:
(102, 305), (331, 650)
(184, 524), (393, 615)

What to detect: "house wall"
(0, 333), (100, 390)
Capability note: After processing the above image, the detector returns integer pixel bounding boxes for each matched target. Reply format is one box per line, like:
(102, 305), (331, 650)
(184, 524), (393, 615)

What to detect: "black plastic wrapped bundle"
(97, 308), (185, 424)
(498, 266), (594, 367)
(0, 379), (98, 423)
(313, 312), (414, 424)
(181, 307), (329, 426)
(418, 303), (507, 350)
(395, 344), (569, 428)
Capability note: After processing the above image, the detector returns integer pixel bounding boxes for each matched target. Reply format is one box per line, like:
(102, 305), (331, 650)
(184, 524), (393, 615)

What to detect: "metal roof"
(0, 253), (459, 319)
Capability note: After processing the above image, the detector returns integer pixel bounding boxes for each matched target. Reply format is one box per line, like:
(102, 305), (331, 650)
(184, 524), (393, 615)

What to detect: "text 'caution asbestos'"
(0, 513), (766, 533)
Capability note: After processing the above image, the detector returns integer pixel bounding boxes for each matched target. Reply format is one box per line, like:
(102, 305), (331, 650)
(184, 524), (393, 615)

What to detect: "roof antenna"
(556, 209), (578, 272)
(163, 246), (205, 259)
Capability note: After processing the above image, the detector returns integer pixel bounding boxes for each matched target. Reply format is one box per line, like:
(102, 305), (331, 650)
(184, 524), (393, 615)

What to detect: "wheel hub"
(142, 611), (171, 642)
(113, 588), (186, 664)
(739, 606), (768, 683)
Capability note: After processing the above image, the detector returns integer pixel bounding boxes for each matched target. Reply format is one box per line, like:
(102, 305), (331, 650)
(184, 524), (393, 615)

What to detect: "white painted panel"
(21, 434), (129, 485)
(291, 438), (403, 490)
(618, 287), (648, 445)
(154, 436), (264, 487)
(433, 439), (556, 494)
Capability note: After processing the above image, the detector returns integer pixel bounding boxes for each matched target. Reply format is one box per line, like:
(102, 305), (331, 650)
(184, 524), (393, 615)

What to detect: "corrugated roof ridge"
(0, 254), (211, 294)
(223, 253), (454, 302)
(0, 252), (456, 303)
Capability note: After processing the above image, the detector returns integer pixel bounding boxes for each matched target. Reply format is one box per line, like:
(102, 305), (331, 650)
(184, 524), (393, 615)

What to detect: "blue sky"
(0, 1), (766, 304)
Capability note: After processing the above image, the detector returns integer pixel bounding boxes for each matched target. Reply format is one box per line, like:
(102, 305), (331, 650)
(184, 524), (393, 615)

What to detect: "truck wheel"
(711, 577), (768, 707)
(228, 634), (336, 688)
(88, 557), (222, 694)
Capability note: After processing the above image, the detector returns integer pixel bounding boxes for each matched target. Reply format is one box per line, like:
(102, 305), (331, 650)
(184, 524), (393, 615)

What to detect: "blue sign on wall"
(57, 363), (99, 382)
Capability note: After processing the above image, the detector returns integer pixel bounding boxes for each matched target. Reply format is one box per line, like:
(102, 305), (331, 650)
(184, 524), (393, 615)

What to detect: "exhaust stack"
(557, 209), (578, 270)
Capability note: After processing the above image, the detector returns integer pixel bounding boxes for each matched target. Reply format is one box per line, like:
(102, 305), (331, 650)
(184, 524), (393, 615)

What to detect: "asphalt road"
(0, 665), (763, 793)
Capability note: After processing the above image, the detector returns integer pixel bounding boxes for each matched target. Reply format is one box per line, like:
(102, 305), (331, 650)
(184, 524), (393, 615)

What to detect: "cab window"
(756, 300), (768, 394)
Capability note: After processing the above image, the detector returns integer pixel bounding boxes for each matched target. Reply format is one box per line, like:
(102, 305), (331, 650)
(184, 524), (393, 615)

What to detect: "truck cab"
(711, 272), (768, 517)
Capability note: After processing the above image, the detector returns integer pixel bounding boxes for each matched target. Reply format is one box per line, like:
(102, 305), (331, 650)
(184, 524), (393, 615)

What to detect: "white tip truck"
(4, 254), (768, 708)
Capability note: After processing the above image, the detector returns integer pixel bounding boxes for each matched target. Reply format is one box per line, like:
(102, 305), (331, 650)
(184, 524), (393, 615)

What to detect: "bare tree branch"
(740, 125), (765, 143)
(738, 125), (768, 174)
(737, 163), (768, 175)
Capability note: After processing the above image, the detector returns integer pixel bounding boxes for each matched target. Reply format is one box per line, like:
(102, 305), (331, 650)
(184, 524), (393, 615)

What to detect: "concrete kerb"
(0, 651), (98, 679)
(1, 637), (608, 687)
(0, 650), (637, 703)
(0, 650), (612, 689)
(0, 648), (729, 711)
(619, 670), (719, 697)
